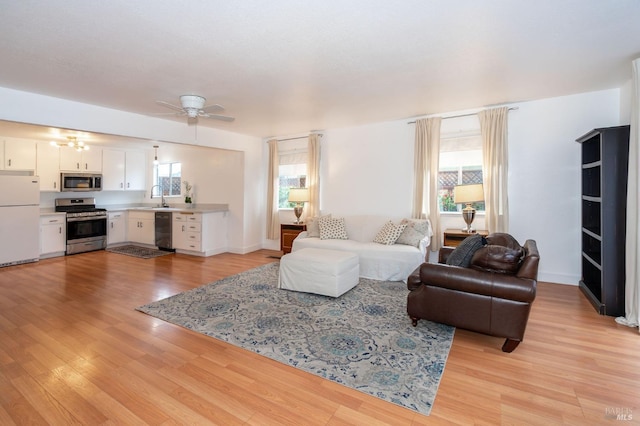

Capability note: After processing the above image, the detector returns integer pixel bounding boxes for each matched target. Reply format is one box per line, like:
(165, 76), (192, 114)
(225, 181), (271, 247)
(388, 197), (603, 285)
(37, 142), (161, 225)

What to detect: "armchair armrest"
(417, 263), (536, 303)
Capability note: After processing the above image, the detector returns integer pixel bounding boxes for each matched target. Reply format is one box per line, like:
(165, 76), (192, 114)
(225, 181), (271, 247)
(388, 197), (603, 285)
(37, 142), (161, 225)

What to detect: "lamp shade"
(454, 184), (484, 204)
(288, 188), (309, 203)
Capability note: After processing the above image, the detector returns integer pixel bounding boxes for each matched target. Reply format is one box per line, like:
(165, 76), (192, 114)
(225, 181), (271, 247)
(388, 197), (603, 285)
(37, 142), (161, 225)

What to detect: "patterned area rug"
(136, 262), (454, 415)
(106, 245), (174, 259)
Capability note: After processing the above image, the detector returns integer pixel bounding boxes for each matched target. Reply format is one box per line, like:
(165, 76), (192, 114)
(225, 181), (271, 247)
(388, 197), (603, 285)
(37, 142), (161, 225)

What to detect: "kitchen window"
(153, 162), (182, 197)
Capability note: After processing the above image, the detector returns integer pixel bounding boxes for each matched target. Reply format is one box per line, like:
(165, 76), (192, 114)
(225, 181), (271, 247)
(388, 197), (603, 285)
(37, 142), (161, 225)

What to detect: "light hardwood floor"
(0, 249), (638, 425)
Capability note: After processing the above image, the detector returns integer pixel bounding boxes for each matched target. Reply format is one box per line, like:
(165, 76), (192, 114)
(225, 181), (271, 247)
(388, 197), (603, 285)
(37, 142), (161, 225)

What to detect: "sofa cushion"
(306, 214), (330, 238)
(471, 244), (524, 274)
(396, 219), (430, 248)
(373, 221), (407, 245)
(445, 233), (486, 267)
(319, 216), (349, 240)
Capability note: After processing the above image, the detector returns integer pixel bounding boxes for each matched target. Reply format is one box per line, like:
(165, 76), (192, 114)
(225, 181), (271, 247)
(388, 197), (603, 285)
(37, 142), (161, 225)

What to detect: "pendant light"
(153, 145), (159, 165)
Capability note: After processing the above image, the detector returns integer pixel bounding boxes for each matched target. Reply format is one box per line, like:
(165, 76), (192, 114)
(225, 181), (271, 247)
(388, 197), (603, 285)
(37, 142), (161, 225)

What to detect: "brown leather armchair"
(407, 235), (539, 352)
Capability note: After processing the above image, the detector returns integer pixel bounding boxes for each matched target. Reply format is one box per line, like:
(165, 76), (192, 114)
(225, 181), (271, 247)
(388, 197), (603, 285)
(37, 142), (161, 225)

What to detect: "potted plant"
(184, 181), (193, 206)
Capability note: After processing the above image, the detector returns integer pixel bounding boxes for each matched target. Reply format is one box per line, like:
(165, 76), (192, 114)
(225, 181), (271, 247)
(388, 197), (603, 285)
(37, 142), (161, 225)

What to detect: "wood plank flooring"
(0, 249), (639, 425)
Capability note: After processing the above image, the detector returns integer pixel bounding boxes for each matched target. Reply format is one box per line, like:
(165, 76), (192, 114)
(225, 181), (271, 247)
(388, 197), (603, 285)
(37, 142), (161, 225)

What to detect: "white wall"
(508, 89), (621, 284)
(274, 89), (622, 284)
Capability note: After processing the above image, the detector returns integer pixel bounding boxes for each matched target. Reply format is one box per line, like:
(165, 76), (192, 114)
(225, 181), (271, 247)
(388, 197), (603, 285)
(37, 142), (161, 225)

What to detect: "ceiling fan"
(156, 95), (235, 122)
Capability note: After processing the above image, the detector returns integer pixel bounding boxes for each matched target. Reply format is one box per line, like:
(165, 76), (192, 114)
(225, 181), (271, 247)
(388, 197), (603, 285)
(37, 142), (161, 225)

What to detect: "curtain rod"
(265, 134), (323, 143)
(407, 106), (518, 124)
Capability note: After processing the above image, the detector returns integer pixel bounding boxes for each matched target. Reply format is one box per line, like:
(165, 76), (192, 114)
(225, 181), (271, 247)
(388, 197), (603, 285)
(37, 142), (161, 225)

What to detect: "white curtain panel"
(617, 58), (640, 331)
(478, 107), (510, 233)
(306, 133), (321, 219)
(412, 117), (442, 251)
(266, 139), (280, 240)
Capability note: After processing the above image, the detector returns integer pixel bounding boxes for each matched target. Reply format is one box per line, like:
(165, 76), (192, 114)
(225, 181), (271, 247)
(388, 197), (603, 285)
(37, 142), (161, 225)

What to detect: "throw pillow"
(318, 216), (349, 240)
(396, 219), (430, 247)
(306, 214), (330, 238)
(470, 245), (524, 274)
(373, 221), (407, 245)
(446, 233), (486, 268)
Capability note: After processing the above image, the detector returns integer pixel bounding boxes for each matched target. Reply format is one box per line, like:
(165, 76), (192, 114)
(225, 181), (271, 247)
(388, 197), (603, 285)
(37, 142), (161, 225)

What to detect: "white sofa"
(291, 215), (431, 282)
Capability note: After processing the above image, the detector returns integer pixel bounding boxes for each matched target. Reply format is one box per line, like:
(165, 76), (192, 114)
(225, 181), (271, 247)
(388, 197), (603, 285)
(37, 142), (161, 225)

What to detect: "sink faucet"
(150, 184), (170, 208)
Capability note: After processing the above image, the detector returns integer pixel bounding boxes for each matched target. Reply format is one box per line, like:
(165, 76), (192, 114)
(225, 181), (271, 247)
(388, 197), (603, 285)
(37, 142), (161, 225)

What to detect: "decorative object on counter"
(288, 187), (309, 224)
(453, 183), (484, 233)
(183, 180), (193, 207)
(107, 245), (173, 259)
(50, 136), (90, 152)
(137, 262), (454, 416)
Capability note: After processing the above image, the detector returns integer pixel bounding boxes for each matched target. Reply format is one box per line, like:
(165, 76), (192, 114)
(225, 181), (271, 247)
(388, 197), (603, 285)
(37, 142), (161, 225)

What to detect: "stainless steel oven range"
(55, 198), (107, 255)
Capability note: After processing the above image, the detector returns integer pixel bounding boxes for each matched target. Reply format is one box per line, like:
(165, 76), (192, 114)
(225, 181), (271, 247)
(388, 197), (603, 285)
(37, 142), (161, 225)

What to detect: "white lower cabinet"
(107, 211), (127, 245)
(40, 214), (66, 258)
(172, 211), (227, 255)
(127, 211), (155, 246)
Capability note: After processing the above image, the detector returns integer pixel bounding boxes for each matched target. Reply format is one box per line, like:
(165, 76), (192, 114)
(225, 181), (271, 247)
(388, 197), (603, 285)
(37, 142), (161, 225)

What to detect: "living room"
(1, 2), (639, 424)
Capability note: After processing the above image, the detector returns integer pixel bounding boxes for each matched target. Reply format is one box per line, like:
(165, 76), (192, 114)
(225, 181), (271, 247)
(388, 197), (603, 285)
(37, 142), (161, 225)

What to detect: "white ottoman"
(278, 248), (360, 297)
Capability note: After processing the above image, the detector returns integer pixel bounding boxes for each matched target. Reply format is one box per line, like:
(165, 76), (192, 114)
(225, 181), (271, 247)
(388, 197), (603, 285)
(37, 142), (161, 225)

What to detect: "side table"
(280, 223), (307, 254)
(443, 228), (489, 247)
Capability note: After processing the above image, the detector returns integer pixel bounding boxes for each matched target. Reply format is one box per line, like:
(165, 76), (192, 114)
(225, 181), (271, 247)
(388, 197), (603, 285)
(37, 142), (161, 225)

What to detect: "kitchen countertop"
(40, 203), (229, 216)
(101, 203), (229, 214)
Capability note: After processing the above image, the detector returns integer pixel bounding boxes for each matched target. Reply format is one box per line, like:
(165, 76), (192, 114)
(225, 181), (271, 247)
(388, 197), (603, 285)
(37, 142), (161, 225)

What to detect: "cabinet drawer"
(186, 232), (201, 242)
(185, 222), (201, 232)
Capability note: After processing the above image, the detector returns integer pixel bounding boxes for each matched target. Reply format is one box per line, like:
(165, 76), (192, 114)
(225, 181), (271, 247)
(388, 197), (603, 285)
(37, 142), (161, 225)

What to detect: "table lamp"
(454, 183), (484, 233)
(288, 188), (309, 224)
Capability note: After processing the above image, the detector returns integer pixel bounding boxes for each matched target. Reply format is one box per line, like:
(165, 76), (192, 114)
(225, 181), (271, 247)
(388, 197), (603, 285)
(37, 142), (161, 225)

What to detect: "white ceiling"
(0, 0), (639, 139)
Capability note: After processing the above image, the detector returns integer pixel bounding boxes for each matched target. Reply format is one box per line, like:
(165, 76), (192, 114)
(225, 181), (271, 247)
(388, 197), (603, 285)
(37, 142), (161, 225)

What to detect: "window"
(153, 162), (182, 197)
(278, 139), (307, 209)
(438, 133), (485, 212)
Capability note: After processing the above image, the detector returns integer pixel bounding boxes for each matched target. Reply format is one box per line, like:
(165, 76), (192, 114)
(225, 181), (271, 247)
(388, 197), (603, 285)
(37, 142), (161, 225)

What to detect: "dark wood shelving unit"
(576, 125), (629, 317)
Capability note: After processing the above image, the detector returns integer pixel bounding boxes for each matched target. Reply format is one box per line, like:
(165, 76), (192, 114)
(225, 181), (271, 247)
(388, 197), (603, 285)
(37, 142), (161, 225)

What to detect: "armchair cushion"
(445, 233), (486, 267)
(471, 244), (524, 274)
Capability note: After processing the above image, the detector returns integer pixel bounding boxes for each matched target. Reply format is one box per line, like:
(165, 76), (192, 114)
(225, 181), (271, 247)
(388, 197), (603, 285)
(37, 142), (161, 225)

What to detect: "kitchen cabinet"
(60, 147), (102, 172)
(107, 211), (127, 245)
(36, 141), (61, 191)
(102, 149), (146, 191)
(125, 150), (146, 190)
(40, 214), (66, 258)
(173, 211), (227, 255)
(127, 210), (155, 245)
(2, 138), (36, 171)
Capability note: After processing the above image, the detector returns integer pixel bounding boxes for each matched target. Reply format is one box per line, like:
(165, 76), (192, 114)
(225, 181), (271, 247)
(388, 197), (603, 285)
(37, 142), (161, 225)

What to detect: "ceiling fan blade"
(202, 113), (235, 122)
(201, 103), (225, 112)
(156, 100), (185, 112)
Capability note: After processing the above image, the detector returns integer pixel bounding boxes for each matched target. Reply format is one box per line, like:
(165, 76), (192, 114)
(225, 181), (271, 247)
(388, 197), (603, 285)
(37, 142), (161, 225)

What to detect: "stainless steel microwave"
(60, 173), (102, 192)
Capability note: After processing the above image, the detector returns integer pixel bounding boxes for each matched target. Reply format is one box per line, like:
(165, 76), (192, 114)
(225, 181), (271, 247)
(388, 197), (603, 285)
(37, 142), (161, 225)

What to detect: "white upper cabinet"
(59, 147), (102, 172)
(2, 138), (37, 171)
(36, 141), (61, 191)
(102, 149), (126, 190)
(124, 150), (146, 190)
(102, 149), (146, 191)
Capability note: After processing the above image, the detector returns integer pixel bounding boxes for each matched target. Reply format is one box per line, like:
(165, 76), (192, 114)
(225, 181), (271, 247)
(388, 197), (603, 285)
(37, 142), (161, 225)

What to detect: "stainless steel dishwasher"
(155, 211), (174, 251)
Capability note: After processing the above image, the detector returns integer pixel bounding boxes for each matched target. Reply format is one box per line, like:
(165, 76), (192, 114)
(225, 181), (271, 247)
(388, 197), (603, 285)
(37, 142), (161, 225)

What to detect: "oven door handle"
(66, 216), (106, 223)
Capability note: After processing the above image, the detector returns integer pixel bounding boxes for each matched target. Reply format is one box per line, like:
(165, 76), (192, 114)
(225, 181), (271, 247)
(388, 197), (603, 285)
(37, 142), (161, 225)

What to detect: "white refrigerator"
(0, 175), (40, 267)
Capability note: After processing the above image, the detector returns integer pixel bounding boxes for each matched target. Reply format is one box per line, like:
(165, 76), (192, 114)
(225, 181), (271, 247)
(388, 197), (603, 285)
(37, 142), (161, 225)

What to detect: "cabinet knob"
(120, 182), (124, 188)
(54, 182), (57, 189)
(76, 162), (80, 169)
(7, 159), (11, 167)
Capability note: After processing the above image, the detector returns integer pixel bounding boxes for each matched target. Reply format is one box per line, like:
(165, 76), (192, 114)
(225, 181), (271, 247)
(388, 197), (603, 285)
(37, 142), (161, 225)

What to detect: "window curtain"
(306, 133), (321, 219)
(616, 58), (640, 332)
(478, 107), (509, 233)
(266, 139), (280, 240)
(412, 117), (442, 251)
